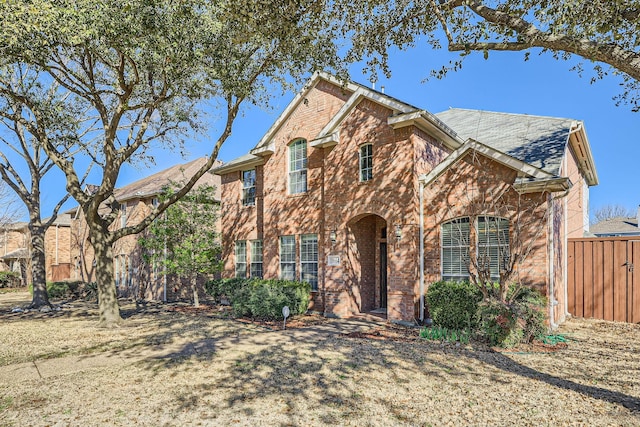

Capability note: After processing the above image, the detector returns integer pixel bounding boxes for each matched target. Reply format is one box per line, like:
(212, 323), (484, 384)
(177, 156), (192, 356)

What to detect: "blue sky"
(28, 43), (640, 221)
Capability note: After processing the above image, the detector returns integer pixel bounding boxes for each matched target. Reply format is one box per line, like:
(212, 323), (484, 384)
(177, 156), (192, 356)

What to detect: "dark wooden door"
(380, 242), (387, 308)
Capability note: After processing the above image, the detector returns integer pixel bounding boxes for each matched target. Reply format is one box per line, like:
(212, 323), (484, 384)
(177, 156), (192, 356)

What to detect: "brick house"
(214, 72), (597, 326)
(71, 157), (221, 301)
(0, 214), (73, 285)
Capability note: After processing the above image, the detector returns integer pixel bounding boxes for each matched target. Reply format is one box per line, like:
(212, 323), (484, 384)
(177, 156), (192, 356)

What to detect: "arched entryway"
(346, 214), (388, 314)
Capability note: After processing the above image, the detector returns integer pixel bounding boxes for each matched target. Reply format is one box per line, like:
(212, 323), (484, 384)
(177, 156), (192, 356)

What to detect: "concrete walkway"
(0, 317), (380, 385)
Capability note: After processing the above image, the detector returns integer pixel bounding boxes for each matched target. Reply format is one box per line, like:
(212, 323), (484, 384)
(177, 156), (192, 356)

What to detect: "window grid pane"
(242, 169), (256, 206)
(280, 236), (296, 280)
(477, 217), (510, 280)
(235, 241), (247, 278)
(359, 144), (373, 182)
(250, 240), (263, 278)
(300, 234), (318, 290)
(441, 218), (470, 281)
(289, 140), (307, 194)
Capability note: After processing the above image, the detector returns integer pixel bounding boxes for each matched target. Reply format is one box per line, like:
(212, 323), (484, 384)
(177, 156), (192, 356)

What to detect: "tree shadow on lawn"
(469, 350), (640, 413)
(135, 325), (640, 424)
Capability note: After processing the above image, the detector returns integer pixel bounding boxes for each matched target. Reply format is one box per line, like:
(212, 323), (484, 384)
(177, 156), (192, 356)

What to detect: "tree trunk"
(91, 231), (122, 327)
(28, 223), (51, 309)
(191, 274), (199, 307)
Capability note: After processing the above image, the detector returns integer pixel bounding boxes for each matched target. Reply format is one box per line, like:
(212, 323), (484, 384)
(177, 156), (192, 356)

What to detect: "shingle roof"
(114, 157), (223, 202)
(1, 248), (28, 259)
(590, 217), (640, 236)
(435, 109), (575, 176)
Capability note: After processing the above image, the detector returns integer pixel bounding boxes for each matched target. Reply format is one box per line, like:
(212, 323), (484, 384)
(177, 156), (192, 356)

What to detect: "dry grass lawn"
(0, 290), (639, 426)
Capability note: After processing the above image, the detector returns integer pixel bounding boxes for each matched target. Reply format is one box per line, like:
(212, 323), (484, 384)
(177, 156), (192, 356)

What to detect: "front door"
(380, 242), (387, 308)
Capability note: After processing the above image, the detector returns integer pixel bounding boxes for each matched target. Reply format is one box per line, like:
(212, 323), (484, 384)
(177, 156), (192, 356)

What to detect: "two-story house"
(214, 72), (597, 326)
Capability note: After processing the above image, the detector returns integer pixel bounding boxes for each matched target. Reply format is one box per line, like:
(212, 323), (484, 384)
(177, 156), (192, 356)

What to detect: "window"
(151, 197), (159, 208)
(235, 241), (247, 278)
(477, 216), (510, 281)
(280, 235), (296, 280)
(300, 234), (318, 290)
(441, 218), (470, 281)
(120, 203), (127, 228)
(359, 144), (373, 182)
(242, 169), (256, 206)
(250, 240), (263, 278)
(289, 139), (307, 194)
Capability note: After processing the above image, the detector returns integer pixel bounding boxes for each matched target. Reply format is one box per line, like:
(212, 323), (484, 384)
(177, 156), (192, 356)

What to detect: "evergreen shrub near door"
(206, 278), (311, 319)
(426, 280), (482, 330)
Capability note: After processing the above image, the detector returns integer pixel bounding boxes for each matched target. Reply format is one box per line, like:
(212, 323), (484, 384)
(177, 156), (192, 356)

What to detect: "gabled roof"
(115, 157), (222, 202)
(435, 109), (571, 176)
(419, 139), (571, 193)
(590, 216), (640, 236)
(1, 248), (28, 259)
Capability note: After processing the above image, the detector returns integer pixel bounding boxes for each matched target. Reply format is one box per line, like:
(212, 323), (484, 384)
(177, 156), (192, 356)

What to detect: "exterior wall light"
(395, 225), (402, 241)
(330, 230), (337, 244)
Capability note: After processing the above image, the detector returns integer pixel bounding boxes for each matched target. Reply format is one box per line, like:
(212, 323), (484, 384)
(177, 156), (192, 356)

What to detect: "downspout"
(419, 179), (425, 323)
(548, 196), (558, 329)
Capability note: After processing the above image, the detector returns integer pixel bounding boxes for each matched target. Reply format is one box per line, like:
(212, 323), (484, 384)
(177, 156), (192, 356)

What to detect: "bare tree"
(0, 180), (21, 228)
(0, 0), (346, 326)
(425, 150), (550, 304)
(0, 64), (92, 308)
(592, 204), (636, 224)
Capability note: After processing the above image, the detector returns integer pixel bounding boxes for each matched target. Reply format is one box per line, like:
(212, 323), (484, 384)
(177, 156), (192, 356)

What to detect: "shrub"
(0, 271), (21, 288)
(426, 280), (482, 330)
(28, 280), (84, 299)
(477, 286), (547, 347)
(205, 278), (311, 320)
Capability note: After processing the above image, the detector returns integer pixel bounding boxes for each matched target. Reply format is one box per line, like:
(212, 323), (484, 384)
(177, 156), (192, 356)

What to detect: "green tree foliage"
(139, 185), (221, 307)
(341, 0), (640, 109)
(0, 0), (345, 325)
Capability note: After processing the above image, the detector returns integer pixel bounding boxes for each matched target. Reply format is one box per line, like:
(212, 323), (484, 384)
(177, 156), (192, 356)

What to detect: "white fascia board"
(310, 130), (339, 148)
(570, 121), (599, 186)
(419, 139), (553, 185)
(388, 111), (463, 150)
(513, 177), (572, 194)
(212, 156), (265, 175)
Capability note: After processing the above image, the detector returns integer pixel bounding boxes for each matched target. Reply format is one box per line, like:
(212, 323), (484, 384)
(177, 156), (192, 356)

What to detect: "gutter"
(419, 180), (425, 322)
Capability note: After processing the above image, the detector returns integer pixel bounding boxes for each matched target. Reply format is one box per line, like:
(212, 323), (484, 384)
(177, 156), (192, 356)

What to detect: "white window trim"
(440, 217), (470, 282)
(279, 235), (296, 280)
(300, 234), (318, 290)
(235, 241), (247, 278)
(242, 169), (256, 206)
(250, 239), (263, 278)
(359, 143), (373, 182)
(288, 139), (308, 194)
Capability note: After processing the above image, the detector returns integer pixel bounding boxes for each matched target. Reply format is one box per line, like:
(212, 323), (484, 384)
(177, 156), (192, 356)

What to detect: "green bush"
(0, 271), (21, 288)
(426, 280), (482, 330)
(28, 280), (84, 299)
(205, 278), (311, 320)
(477, 287), (547, 347)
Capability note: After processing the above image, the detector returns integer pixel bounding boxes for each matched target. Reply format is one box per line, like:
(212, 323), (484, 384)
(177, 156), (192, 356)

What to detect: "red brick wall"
(422, 152), (550, 296)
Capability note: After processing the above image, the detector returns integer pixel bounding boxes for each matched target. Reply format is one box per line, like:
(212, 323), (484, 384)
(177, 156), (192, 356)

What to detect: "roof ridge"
(439, 107), (577, 122)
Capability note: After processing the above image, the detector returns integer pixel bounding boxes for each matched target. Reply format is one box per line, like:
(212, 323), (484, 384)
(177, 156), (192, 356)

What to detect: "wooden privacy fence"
(568, 237), (640, 323)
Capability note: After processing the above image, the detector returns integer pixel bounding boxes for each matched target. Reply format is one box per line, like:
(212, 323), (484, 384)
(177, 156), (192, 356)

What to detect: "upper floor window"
(151, 197), (159, 208)
(359, 143), (373, 182)
(120, 203), (127, 228)
(289, 139), (307, 194)
(242, 169), (256, 206)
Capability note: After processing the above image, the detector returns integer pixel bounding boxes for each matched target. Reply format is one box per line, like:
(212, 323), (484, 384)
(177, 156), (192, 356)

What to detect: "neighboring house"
(214, 72), (597, 327)
(0, 214), (73, 285)
(589, 207), (640, 237)
(71, 157), (222, 301)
